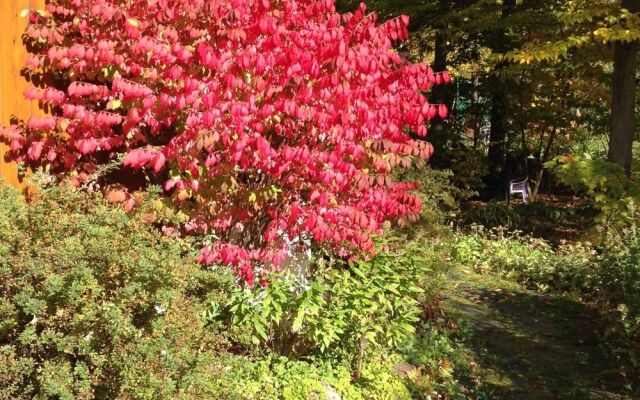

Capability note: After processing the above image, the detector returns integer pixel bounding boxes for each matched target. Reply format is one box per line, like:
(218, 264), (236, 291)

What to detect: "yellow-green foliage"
(0, 182), (240, 399)
(0, 181), (438, 399)
(546, 155), (640, 226)
(506, 1), (640, 64)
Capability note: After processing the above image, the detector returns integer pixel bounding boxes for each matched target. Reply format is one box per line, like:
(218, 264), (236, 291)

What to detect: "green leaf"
(351, 266), (366, 279)
(408, 285), (424, 293)
(292, 309), (305, 332)
(253, 319), (267, 340)
(107, 99), (122, 110)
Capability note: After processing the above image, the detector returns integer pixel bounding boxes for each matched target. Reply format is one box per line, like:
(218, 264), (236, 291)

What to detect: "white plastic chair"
(508, 177), (530, 204)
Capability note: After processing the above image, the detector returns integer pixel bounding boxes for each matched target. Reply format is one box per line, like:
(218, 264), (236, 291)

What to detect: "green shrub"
(546, 155), (640, 228)
(0, 182), (239, 399)
(397, 166), (474, 231)
(453, 226), (594, 293)
(220, 247), (430, 360)
(182, 354), (411, 400)
(459, 201), (596, 241)
(445, 145), (490, 192)
(0, 180), (464, 399)
(429, 140), (489, 193)
(595, 208), (640, 357)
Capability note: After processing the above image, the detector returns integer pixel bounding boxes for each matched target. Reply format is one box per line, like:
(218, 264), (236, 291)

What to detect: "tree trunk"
(473, 72), (480, 148)
(488, 0), (517, 176)
(532, 126), (558, 201)
(428, 30), (451, 147)
(488, 85), (508, 171)
(609, 0), (639, 176)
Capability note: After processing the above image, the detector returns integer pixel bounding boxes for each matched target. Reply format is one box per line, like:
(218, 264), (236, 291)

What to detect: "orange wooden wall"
(0, 0), (45, 187)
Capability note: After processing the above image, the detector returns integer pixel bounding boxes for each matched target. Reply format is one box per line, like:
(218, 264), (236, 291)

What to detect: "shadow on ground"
(445, 267), (631, 399)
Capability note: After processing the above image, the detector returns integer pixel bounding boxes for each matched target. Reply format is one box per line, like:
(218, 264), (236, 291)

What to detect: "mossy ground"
(444, 265), (632, 399)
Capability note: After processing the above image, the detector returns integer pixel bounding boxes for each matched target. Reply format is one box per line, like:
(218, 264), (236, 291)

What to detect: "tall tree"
(487, 0), (517, 177)
(506, 0), (640, 175)
(427, 0), (452, 146)
(609, 0), (640, 175)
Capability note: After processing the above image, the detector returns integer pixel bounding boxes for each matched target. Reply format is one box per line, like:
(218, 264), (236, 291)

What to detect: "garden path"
(445, 266), (632, 399)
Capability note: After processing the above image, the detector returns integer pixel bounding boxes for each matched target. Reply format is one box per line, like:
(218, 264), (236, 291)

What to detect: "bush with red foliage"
(1, 0), (449, 285)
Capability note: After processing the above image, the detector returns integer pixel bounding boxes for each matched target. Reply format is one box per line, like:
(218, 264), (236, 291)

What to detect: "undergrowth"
(452, 220), (640, 385)
(0, 176), (482, 399)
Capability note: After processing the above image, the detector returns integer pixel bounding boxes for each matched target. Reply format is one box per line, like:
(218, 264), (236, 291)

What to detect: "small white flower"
(154, 305), (167, 315)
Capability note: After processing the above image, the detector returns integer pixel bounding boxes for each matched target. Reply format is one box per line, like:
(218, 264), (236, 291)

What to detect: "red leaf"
(438, 104), (448, 119)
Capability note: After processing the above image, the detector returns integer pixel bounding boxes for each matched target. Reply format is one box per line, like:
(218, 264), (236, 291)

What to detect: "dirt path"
(444, 266), (631, 399)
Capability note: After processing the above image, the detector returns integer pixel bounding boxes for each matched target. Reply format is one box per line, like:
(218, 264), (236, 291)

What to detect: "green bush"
(220, 248), (429, 359)
(0, 182), (240, 399)
(546, 155), (640, 228)
(459, 201), (597, 241)
(0, 180), (468, 399)
(595, 209), (640, 354)
(397, 166), (474, 229)
(453, 226), (594, 293)
(181, 354), (412, 400)
(445, 145), (490, 193)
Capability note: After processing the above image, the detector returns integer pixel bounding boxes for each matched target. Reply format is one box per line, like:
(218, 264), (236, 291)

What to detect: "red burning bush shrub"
(1, 0), (448, 284)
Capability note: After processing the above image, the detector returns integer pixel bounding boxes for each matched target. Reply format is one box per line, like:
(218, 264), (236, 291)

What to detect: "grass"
(443, 264), (633, 399)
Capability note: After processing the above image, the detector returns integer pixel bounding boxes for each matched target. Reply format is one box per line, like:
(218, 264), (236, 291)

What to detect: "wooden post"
(0, 0), (45, 187)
